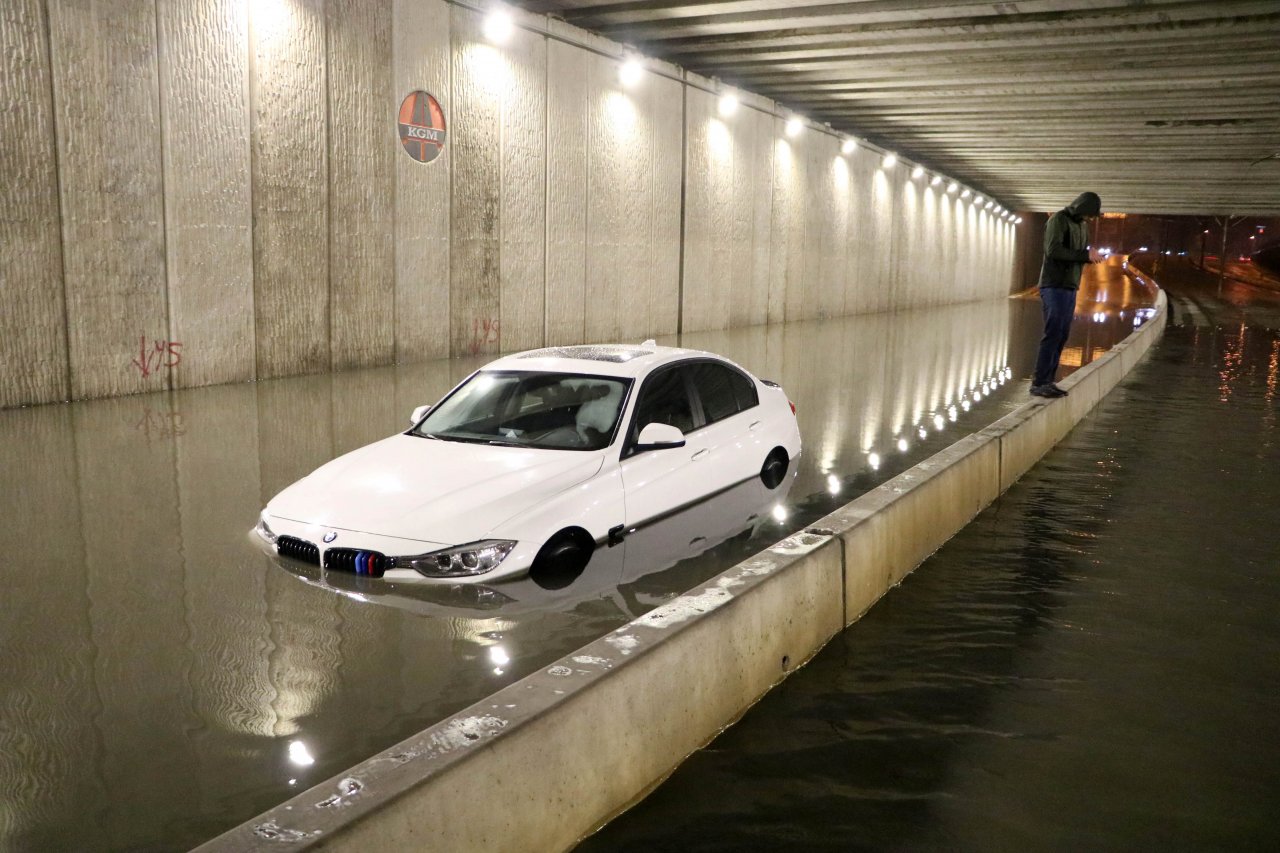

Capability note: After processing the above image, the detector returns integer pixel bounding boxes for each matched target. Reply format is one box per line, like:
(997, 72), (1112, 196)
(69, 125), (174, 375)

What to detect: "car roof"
(480, 343), (740, 379)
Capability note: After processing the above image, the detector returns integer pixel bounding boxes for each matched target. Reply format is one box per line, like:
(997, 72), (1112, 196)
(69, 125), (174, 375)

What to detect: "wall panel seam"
(391, 1), (399, 364)
(542, 31), (550, 348)
(247, 0), (260, 380)
(153, 0), (174, 391)
(43, 0), (72, 401)
(676, 72), (687, 340)
(324, 0), (333, 369)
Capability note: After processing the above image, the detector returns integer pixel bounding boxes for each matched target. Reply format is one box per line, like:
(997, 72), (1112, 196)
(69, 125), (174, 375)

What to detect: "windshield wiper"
(420, 432), (477, 443)
(486, 439), (524, 447)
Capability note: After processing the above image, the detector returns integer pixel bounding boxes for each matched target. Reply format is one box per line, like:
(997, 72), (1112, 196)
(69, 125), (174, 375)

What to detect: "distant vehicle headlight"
(255, 512), (277, 544)
(393, 540), (517, 578)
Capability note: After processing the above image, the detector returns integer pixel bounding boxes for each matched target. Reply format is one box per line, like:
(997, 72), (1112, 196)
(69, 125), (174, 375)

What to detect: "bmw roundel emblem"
(323, 531), (338, 543)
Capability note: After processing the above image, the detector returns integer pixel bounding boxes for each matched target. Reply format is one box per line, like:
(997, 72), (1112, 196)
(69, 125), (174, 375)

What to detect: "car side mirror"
(410, 404), (431, 426)
(635, 422), (686, 450)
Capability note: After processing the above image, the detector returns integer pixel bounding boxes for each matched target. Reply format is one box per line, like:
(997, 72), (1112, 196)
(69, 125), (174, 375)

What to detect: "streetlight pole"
(1216, 216), (1242, 297)
(1219, 221), (1229, 295)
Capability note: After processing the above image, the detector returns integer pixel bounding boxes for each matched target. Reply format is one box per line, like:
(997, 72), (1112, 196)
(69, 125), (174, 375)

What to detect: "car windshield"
(413, 371), (631, 451)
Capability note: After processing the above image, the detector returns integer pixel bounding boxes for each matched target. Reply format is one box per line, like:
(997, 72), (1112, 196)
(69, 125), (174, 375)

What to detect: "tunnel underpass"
(2, 0), (1278, 850)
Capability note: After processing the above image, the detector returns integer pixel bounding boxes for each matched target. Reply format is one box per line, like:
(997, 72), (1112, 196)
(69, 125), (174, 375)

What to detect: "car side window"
(631, 366), (695, 440)
(728, 368), (758, 412)
(688, 361), (758, 425)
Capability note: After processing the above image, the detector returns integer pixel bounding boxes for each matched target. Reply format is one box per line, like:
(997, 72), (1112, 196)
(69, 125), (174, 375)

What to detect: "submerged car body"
(255, 342), (801, 584)
(273, 472), (797, 619)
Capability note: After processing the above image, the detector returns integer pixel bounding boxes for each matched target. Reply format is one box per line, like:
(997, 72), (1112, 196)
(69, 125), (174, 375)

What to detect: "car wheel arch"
(529, 527), (595, 590)
(760, 446), (790, 490)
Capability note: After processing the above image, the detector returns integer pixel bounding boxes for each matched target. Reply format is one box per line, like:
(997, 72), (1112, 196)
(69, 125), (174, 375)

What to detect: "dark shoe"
(1048, 383), (1069, 397)
(1030, 384), (1066, 398)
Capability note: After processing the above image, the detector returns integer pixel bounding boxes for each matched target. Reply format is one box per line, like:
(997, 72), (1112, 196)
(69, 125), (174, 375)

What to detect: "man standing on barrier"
(1032, 191), (1105, 398)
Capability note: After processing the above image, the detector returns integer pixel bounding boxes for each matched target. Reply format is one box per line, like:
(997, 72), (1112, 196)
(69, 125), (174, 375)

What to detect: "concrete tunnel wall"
(0, 0), (1017, 409)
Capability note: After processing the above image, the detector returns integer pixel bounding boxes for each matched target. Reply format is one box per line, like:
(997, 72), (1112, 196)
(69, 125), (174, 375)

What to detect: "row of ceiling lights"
(482, 5), (1023, 224)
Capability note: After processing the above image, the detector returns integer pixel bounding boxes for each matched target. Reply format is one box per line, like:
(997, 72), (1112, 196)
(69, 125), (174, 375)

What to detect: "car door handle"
(749, 420), (762, 430)
(691, 448), (710, 461)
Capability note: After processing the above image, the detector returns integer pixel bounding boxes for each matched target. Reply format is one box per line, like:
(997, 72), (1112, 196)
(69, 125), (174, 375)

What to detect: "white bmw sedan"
(254, 342), (801, 584)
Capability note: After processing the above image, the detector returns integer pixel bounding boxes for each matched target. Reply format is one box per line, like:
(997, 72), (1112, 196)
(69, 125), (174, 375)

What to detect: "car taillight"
(789, 400), (796, 415)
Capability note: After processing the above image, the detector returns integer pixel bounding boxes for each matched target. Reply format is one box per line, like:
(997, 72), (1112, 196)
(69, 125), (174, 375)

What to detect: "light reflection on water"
(0, 264), (1155, 851)
(578, 311), (1280, 853)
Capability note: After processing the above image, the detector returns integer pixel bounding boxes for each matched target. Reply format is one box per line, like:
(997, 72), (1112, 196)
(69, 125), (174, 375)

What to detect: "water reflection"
(0, 280), (1154, 851)
(580, 304), (1279, 853)
(1008, 255), (1162, 382)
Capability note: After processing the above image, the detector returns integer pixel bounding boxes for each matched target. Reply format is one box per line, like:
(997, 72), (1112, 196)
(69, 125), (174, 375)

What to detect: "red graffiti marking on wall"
(133, 407), (186, 442)
(469, 318), (501, 356)
(131, 336), (182, 378)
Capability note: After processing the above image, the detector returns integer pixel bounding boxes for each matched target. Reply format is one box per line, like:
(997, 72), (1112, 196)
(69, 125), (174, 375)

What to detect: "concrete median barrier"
(198, 289), (1166, 853)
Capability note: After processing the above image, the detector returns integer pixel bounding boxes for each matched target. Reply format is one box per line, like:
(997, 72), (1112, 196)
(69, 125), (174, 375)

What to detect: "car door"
(684, 360), (765, 493)
(618, 363), (714, 530)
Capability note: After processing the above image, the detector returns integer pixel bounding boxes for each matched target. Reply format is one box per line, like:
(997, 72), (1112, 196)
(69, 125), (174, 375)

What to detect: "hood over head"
(1066, 191), (1102, 219)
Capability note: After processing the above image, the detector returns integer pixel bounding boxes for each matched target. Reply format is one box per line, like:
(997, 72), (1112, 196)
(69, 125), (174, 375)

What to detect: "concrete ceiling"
(519, 0), (1280, 215)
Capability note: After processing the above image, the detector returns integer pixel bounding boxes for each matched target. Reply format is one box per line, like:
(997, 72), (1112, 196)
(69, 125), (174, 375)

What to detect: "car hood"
(267, 434), (606, 546)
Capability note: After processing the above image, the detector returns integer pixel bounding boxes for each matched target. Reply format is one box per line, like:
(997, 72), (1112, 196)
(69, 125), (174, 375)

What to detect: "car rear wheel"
(529, 528), (594, 590)
(760, 447), (789, 490)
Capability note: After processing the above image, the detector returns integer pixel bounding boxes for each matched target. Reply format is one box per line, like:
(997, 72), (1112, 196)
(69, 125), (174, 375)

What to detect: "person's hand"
(1088, 247), (1106, 264)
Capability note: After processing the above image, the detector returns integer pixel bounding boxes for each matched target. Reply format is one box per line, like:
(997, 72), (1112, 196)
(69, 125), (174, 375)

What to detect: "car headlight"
(392, 540), (516, 578)
(255, 511), (277, 544)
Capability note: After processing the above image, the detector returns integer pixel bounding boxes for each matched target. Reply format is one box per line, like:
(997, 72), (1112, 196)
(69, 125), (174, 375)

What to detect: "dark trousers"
(1034, 286), (1077, 386)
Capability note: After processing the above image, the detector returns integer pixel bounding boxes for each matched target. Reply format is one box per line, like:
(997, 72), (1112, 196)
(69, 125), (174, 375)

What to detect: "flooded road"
(579, 266), (1280, 852)
(0, 263), (1154, 851)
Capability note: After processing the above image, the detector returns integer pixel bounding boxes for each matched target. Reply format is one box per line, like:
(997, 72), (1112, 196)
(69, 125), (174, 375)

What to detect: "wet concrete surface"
(578, 264), (1280, 852)
(0, 263), (1154, 851)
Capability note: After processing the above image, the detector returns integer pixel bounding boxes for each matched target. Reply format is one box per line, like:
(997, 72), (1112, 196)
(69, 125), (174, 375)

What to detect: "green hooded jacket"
(1039, 191), (1101, 289)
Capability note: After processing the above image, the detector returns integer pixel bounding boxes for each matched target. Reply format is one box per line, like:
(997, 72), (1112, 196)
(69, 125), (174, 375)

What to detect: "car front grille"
(277, 535), (320, 565)
(323, 548), (390, 578)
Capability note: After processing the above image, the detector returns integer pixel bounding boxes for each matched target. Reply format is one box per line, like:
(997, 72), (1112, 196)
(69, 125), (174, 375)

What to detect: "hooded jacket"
(1039, 191), (1101, 289)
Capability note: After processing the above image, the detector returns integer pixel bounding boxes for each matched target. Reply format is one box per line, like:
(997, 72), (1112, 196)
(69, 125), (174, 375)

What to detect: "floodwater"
(0, 262), (1153, 851)
(578, 264), (1280, 851)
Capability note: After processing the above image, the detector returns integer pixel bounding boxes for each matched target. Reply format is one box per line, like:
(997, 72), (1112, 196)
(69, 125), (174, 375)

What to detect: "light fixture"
(930, 175), (942, 187)
(619, 56), (643, 88)
(718, 91), (738, 118)
(973, 194), (984, 206)
(911, 165), (924, 180)
(881, 152), (897, 169)
(947, 181), (958, 194)
(1014, 216), (1023, 224)
(785, 116), (803, 137)
(841, 137), (857, 155)
(483, 6), (514, 44)
(960, 188), (971, 199)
